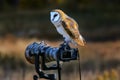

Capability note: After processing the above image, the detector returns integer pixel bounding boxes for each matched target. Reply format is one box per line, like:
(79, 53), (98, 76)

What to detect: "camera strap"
(78, 52), (81, 80)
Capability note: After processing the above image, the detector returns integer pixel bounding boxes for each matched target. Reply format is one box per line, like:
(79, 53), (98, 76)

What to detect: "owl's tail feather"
(75, 35), (86, 46)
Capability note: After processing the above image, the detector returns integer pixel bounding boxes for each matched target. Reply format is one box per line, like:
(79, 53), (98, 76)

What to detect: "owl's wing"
(61, 18), (80, 39)
(61, 17), (85, 46)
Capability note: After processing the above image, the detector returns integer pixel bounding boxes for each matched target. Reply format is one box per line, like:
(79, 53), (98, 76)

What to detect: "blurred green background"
(0, 0), (120, 41)
(0, 0), (120, 80)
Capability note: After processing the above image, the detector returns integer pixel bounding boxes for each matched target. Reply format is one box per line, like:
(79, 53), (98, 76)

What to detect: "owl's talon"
(60, 41), (67, 47)
(63, 41), (68, 45)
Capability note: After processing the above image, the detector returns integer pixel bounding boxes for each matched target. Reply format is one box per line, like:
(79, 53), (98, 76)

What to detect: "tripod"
(33, 53), (61, 80)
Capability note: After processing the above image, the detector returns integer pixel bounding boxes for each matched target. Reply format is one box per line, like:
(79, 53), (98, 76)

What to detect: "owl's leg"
(63, 39), (71, 50)
(60, 37), (68, 46)
(65, 41), (70, 45)
(64, 38), (71, 46)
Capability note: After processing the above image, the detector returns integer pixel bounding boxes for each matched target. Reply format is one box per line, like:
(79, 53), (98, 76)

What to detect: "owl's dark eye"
(54, 14), (58, 17)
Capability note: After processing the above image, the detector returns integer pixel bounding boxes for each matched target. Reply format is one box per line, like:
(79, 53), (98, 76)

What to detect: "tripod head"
(25, 41), (78, 80)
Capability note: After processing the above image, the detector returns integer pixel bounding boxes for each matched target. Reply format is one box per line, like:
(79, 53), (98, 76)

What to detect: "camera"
(25, 42), (78, 64)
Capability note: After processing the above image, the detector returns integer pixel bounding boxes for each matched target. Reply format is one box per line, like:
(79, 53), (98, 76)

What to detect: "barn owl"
(50, 9), (85, 46)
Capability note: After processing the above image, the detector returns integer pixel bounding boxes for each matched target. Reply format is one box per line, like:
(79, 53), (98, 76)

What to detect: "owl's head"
(50, 9), (67, 24)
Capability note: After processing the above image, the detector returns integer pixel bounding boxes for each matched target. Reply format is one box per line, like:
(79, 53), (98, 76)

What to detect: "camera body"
(59, 44), (78, 61)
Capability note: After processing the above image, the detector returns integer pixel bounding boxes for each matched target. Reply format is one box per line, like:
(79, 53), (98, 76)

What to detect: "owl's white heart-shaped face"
(50, 11), (60, 23)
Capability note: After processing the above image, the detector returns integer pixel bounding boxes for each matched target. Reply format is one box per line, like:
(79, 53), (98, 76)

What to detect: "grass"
(0, 36), (119, 80)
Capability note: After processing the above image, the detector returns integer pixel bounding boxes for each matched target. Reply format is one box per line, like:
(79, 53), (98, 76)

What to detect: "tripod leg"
(57, 56), (61, 80)
(33, 75), (38, 80)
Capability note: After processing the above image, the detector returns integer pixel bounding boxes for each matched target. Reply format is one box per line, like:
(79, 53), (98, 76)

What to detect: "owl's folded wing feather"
(61, 18), (79, 39)
(61, 18), (85, 46)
